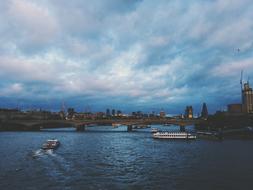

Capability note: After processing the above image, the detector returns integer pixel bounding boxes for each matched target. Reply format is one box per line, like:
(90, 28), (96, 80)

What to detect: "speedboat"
(42, 139), (60, 150)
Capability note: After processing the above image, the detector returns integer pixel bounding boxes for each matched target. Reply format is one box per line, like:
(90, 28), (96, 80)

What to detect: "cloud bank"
(0, 0), (253, 114)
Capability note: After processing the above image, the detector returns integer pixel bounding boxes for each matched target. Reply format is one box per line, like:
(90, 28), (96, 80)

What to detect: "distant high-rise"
(116, 110), (122, 116)
(201, 103), (208, 118)
(242, 82), (253, 113)
(185, 106), (193, 119)
(106, 109), (110, 117)
(112, 109), (115, 116)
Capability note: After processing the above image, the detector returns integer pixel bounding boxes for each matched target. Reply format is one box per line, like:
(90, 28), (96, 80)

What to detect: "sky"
(0, 0), (253, 114)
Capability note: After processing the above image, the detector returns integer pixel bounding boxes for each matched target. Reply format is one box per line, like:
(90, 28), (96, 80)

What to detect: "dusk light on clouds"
(0, 0), (253, 114)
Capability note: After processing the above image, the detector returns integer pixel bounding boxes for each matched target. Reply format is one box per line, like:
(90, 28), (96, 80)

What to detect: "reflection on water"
(1, 125), (253, 190)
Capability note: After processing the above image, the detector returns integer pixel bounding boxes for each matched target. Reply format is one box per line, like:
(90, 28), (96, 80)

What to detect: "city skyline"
(1, 0), (253, 114)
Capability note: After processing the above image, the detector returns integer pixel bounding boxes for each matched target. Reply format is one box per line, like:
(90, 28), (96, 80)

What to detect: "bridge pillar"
(127, 125), (133, 132)
(76, 125), (86, 132)
(180, 125), (185, 132)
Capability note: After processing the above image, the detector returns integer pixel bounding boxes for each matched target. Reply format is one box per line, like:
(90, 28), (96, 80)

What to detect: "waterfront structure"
(185, 106), (193, 119)
(241, 81), (253, 113)
(116, 110), (122, 116)
(225, 73), (253, 115)
(201, 103), (208, 118)
(106, 109), (110, 117)
(74, 112), (94, 119)
(67, 108), (75, 119)
(160, 110), (166, 118)
(227, 104), (242, 114)
(112, 109), (115, 116)
(132, 111), (143, 118)
(0, 108), (62, 120)
(95, 112), (105, 118)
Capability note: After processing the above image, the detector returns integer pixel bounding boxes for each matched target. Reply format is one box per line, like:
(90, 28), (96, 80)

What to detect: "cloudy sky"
(0, 0), (253, 114)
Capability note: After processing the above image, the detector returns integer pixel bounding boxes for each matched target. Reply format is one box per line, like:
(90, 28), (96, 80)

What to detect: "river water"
(1, 125), (253, 190)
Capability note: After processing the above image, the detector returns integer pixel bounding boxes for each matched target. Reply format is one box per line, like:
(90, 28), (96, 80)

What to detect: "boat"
(42, 139), (60, 150)
(153, 132), (196, 139)
(135, 125), (150, 129)
(151, 128), (159, 133)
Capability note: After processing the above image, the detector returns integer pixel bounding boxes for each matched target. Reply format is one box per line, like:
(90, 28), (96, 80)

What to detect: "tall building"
(112, 109), (115, 116)
(185, 106), (193, 119)
(201, 103), (208, 118)
(242, 82), (253, 113)
(116, 110), (122, 116)
(106, 109), (110, 117)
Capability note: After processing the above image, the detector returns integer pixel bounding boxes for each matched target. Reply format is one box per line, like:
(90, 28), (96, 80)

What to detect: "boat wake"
(32, 149), (56, 158)
(45, 149), (55, 156)
(32, 149), (44, 158)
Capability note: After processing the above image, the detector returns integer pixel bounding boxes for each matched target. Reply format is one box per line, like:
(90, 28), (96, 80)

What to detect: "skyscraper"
(201, 103), (208, 118)
(112, 109), (115, 116)
(106, 109), (110, 117)
(242, 82), (253, 113)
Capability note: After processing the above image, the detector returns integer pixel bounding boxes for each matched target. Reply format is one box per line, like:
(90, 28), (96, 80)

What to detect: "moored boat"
(153, 132), (196, 139)
(42, 139), (60, 150)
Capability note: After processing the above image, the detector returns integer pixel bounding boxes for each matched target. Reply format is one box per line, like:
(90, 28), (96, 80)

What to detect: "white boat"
(135, 125), (149, 129)
(153, 132), (196, 139)
(42, 139), (60, 150)
(151, 128), (159, 133)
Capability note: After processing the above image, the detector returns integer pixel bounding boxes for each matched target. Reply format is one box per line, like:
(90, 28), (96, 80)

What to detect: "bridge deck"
(0, 119), (200, 131)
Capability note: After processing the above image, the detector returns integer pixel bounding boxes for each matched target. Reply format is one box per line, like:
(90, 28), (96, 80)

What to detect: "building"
(74, 112), (94, 119)
(227, 104), (242, 114)
(160, 110), (166, 118)
(185, 106), (193, 119)
(242, 82), (253, 113)
(106, 109), (110, 117)
(112, 109), (115, 116)
(225, 73), (253, 115)
(67, 108), (75, 119)
(132, 111), (143, 118)
(201, 103), (208, 118)
(95, 112), (105, 118)
(116, 110), (122, 116)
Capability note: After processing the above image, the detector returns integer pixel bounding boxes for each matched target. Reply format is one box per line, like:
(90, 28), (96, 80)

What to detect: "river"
(1, 125), (253, 190)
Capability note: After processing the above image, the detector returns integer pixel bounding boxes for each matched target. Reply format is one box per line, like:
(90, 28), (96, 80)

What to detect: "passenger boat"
(151, 128), (159, 133)
(42, 139), (60, 150)
(153, 132), (196, 139)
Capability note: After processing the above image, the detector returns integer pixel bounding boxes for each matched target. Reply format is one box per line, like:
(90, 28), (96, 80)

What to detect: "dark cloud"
(0, 0), (253, 114)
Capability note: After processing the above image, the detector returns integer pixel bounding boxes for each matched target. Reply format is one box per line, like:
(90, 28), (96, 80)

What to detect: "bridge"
(0, 118), (200, 132)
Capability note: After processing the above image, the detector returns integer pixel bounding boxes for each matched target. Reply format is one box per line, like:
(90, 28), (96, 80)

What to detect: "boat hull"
(153, 132), (196, 140)
(42, 140), (60, 150)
